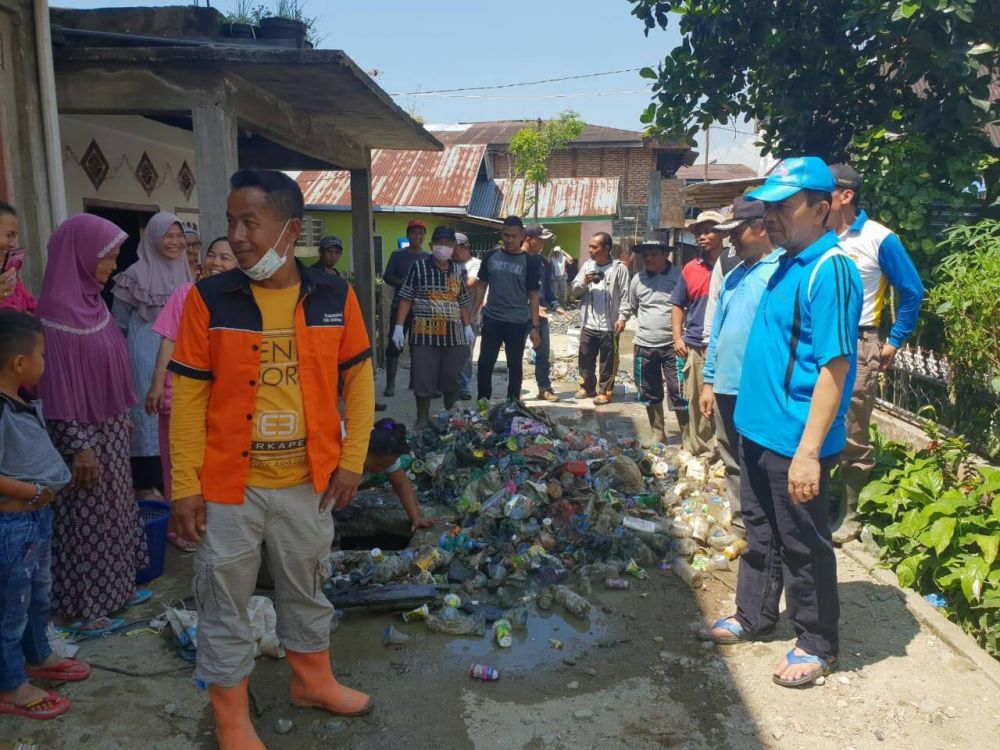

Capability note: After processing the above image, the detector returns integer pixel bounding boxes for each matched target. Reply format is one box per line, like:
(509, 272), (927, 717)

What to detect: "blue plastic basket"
(136, 499), (171, 584)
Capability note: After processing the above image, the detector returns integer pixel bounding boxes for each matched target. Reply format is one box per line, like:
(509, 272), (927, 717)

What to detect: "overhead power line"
(393, 67), (646, 96)
(414, 89), (654, 100)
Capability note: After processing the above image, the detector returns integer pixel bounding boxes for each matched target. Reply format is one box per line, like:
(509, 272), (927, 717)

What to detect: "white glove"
(391, 325), (405, 350)
(464, 325), (475, 346)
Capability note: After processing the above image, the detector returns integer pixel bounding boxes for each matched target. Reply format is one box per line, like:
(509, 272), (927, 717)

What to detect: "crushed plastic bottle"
(708, 553), (730, 571)
(402, 604), (430, 623)
(553, 585), (592, 617)
(622, 516), (670, 535)
(672, 559), (705, 588)
(722, 539), (748, 561)
(605, 577), (630, 590)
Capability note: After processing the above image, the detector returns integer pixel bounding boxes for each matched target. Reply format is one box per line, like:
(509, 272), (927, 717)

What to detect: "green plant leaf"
(975, 535), (1000, 565)
(899, 1), (920, 18)
(968, 43), (994, 56)
(924, 517), (957, 555)
(896, 554), (924, 588)
(960, 558), (990, 603)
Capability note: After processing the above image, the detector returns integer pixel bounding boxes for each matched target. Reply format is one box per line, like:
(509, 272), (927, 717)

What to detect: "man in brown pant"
(826, 164), (924, 543)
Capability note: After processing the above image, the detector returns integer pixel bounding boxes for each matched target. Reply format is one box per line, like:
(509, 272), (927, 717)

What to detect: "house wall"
(60, 114), (199, 221)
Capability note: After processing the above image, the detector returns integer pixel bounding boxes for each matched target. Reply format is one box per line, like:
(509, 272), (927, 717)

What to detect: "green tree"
(509, 111), (586, 217)
(629, 0), (999, 267)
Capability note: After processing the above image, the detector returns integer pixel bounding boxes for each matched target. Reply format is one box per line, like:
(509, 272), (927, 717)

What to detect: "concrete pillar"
(646, 169), (662, 232)
(192, 105), (238, 242)
(350, 155), (376, 352)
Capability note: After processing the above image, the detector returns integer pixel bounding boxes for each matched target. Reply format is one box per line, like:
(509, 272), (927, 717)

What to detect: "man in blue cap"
(696, 157), (862, 689)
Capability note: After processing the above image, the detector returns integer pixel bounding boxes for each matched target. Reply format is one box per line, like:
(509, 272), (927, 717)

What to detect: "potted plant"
(258, 0), (312, 47)
(223, 0), (259, 38)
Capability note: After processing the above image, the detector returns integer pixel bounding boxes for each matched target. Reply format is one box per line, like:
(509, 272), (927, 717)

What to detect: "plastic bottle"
(553, 585), (592, 617)
(722, 539), (748, 561)
(670, 538), (700, 557)
(672, 558), (704, 588)
(691, 553), (711, 571)
(493, 619), (513, 648)
(624, 559), (648, 580)
(470, 664), (500, 681)
(708, 553), (730, 571)
(536, 588), (554, 611)
(605, 577), (630, 590)
(667, 519), (693, 539)
(690, 515), (711, 544)
(412, 547), (445, 574)
(402, 604), (430, 622)
(370, 547), (385, 563)
(622, 516), (669, 535)
(708, 528), (737, 550)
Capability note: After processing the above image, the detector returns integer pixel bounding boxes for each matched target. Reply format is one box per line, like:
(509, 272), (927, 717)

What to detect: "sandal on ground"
(127, 589), (153, 608)
(54, 617), (125, 639)
(772, 649), (837, 688)
(696, 617), (773, 644)
(167, 531), (198, 553)
(0, 691), (71, 720)
(26, 658), (91, 682)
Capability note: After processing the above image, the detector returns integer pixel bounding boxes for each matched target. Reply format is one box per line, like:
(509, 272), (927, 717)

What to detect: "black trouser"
(477, 316), (529, 401)
(634, 344), (685, 411)
(735, 438), (840, 662)
(578, 328), (614, 395)
(713, 393), (742, 520)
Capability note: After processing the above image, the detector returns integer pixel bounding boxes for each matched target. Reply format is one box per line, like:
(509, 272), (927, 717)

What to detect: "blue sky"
(53, 0), (759, 168)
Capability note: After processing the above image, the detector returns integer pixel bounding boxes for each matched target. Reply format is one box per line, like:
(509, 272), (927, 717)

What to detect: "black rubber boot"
(384, 357), (398, 397)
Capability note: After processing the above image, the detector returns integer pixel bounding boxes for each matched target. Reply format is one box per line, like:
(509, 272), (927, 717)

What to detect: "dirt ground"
(4, 328), (1000, 750)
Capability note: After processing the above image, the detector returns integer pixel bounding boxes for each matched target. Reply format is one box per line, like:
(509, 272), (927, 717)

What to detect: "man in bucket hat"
(696, 157), (862, 689)
(616, 229), (684, 446)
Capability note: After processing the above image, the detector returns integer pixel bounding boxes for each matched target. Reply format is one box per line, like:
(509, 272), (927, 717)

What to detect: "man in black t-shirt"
(472, 216), (542, 403)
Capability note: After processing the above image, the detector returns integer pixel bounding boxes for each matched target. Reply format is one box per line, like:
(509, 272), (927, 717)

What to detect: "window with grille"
(296, 217), (325, 251)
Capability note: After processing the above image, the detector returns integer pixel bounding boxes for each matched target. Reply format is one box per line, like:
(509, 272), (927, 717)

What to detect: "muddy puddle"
(330, 601), (611, 678)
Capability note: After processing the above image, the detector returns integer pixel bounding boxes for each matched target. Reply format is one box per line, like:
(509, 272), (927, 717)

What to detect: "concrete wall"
(60, 114), (199, 220)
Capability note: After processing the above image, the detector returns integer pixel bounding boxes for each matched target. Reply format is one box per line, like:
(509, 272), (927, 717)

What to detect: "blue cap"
(746, 157), (835, 203)
(431, 225), (456, 242)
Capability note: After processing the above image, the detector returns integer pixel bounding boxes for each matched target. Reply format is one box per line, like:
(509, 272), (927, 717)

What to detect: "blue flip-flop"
(772, 649), (837, 688)
(127, 589), (153, 608)
(697, 617), (774, 644)
(55, 616), (126, 639)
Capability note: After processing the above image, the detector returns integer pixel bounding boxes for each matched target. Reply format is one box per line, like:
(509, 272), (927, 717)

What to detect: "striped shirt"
(735, 231), (863, 458)
(398, 256), (470, 347)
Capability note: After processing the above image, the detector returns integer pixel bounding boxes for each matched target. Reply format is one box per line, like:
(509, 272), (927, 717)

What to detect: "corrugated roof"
(298, 144), (486, 208)
(675, 163), (757, 181)
(428, 120), (687, 150)
(484, 177), (621, 222)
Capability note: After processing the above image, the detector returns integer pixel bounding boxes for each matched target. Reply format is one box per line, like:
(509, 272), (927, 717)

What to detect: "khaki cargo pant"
(842, 331), (883, 476)
(193, 484), (334, 687)
(683, 346), (715, 456)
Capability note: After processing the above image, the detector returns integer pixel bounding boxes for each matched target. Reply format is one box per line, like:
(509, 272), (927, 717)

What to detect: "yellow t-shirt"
(246, 284), (310, 488)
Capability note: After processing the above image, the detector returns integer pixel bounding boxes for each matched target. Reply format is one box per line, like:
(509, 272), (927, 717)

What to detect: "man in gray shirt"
(573, 232), (630, 405)
(616, 230), (685, 445)
(474, 216), (542, 402)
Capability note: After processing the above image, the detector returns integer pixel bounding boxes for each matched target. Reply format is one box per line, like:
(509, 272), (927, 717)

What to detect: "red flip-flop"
(26, 658), (92, 682)
(0, 690), (71, 720)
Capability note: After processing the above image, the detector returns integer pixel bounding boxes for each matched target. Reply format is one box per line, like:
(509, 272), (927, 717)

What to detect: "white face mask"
(432, 244), (454, 262)
(241, 220), (291, 282)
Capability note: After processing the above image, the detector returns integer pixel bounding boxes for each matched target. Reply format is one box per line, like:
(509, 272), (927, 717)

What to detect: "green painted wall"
(299, 209), (587, 270)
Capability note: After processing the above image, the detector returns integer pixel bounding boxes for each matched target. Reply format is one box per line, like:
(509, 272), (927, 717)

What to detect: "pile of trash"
(327, 401), (744, 641)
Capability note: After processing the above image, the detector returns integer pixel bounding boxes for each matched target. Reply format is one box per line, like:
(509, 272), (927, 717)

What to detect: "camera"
(591, 270), (605, 282)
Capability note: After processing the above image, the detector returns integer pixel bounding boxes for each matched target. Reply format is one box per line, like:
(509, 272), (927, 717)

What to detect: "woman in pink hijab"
(111, 212), (191, 498)
(37, 214), (149, 635)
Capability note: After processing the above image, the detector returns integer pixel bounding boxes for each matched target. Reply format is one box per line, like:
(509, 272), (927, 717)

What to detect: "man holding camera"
(572, 232), (630, 405)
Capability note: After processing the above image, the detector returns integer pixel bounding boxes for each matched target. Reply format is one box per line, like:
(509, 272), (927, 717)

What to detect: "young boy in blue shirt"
(0, 310), (84, 720)
(696, 158), (862, 688)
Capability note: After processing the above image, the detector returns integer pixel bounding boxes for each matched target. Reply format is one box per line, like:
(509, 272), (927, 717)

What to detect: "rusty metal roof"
(428, 120), (688, 150)
(482, 177), (621, 222)
(298, 144), (486, 208)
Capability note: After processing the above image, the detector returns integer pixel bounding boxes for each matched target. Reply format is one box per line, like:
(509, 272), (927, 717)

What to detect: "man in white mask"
(168, 169), (376, 749)
(392, 225), (474, 426)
